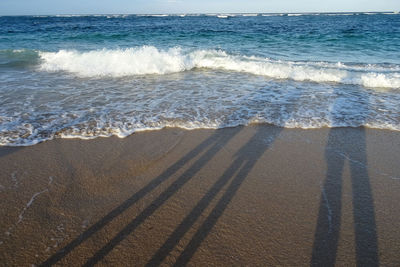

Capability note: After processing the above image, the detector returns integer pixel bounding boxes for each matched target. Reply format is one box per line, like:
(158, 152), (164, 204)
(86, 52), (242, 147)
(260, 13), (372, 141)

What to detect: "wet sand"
(0, 125), (399, 266)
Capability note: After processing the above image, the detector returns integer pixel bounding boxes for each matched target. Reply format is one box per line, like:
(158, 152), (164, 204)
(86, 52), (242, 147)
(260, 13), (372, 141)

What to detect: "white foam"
(39, 46), (400, 89)
(361, 73), (400, 88)
(326, 13), (354, 16)
(39, 47), (186, 76)
(54, 14), (88, 18)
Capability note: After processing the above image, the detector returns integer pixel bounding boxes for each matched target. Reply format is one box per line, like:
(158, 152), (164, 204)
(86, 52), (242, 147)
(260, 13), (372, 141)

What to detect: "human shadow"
(311, 86), (379, 266)
(80, 126), (244, 266)
(147, 125), (282, 266)
(40, 127), (241, 266)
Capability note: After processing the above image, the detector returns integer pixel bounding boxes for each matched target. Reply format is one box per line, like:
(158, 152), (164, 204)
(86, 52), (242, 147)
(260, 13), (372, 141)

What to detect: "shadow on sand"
(41, 124), (282, 266)
(40, 126), (241, 266)
(146, 126), (281, 266)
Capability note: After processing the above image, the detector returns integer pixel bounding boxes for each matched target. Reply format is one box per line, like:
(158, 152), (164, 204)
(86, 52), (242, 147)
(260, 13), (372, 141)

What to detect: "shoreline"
(1, 125), (399, 265)
(3, 122), (400, 148)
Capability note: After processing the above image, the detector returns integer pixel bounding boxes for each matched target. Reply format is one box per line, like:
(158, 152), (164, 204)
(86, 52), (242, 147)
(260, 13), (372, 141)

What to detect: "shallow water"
(0, 13), (400, 145)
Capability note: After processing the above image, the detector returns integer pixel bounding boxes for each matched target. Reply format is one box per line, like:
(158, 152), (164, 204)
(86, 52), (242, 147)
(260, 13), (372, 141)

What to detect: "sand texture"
(0, 125), (399, 266)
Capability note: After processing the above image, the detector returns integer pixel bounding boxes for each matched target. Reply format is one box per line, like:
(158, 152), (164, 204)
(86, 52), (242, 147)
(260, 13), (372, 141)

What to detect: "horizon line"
(0, 11), (399, 16)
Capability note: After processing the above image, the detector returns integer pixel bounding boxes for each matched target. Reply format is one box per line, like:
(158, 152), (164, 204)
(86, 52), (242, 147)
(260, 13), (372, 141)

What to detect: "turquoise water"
(1, 13), (400, 145)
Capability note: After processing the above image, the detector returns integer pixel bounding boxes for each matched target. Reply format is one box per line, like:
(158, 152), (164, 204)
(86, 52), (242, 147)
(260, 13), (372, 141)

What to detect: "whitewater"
(38, 47), (400, 89)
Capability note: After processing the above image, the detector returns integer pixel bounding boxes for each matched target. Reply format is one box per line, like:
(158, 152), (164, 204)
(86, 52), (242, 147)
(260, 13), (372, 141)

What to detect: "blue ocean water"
(0, 13), (400, 146)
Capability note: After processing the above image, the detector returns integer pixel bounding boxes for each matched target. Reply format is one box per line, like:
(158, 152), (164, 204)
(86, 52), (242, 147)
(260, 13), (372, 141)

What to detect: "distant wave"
(242, 14), (259, 17)
(24, 12), (399, 19)
(36, 46), (400, 89)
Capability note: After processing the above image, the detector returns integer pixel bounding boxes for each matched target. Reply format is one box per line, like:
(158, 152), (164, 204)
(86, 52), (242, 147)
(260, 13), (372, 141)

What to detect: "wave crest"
(38, 46), (400, 89)
(39, 47), (186, 76)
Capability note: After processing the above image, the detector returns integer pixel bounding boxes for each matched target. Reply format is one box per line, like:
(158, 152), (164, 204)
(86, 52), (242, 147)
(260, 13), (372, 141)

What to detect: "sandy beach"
(1, 125), (400, 266)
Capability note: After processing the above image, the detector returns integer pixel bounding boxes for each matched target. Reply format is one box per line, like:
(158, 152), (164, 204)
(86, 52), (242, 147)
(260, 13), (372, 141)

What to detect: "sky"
(0, 0), (398, 15)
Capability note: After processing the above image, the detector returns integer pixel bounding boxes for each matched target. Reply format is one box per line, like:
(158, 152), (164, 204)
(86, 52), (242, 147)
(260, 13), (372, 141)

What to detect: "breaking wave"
(38, 46), (400, 89)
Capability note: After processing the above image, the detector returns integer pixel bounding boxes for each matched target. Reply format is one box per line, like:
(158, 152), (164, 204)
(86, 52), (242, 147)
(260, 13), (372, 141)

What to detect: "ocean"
(0, 12), (399, 146)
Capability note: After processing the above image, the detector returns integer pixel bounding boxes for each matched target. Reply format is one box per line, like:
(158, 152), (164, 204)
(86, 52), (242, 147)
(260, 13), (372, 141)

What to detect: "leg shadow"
(147, 126), (280, 266)
(41, 127), (240, 266)
(80, 127), (241, 266)
(311, 128), (378, 266)
(350, 129), (379, 267)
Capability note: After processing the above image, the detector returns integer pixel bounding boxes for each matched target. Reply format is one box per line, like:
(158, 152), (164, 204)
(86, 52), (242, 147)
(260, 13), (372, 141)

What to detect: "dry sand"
(0, 125), (399, 266)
